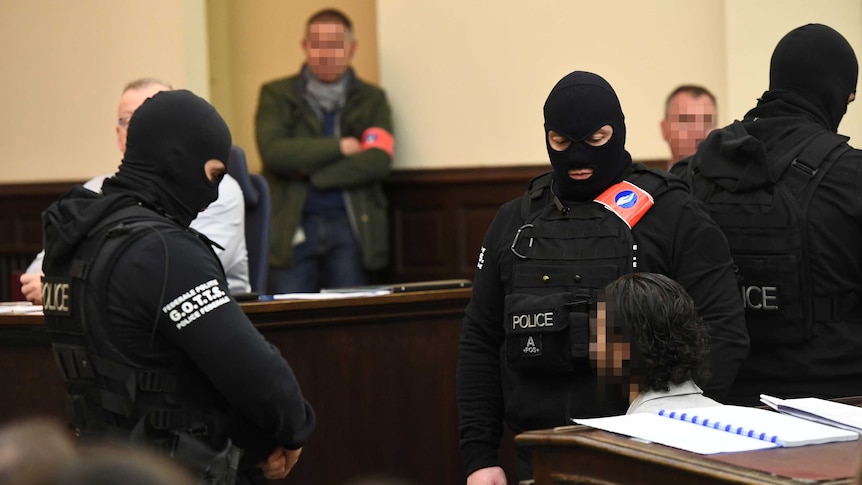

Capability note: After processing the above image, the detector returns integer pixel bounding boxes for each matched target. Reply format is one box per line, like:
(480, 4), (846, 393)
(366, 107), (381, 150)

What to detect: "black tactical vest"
(689, 128), (851, 345)
(42, 204), (240, 484)
(504, 165), (675, 374)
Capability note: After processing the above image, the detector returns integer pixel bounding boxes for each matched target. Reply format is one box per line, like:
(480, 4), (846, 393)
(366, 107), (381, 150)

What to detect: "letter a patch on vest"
(593, 181), (655, 229)
(521, 335), (542, 358)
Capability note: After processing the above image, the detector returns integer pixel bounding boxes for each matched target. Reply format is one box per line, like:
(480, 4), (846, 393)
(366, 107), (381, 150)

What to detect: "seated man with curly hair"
(595, 272), (721, 414)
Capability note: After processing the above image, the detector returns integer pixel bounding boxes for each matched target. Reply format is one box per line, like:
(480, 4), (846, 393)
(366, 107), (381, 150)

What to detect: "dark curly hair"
(604, 273), (710, 393)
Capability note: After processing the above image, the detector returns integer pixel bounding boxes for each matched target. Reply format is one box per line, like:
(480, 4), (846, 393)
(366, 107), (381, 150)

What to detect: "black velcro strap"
(137, 370), (178, 393)
(53, 345), (96, 381)
(784, 132), (849, 195)
(147, 409), (200, 431)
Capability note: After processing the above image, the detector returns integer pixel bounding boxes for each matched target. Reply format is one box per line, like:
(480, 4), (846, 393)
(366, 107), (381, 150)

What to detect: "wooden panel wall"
(0, 290), (517, 485)
(0, 182), (77, 300)
(383, 166), (548, 283)
(0, 162), (665, 300)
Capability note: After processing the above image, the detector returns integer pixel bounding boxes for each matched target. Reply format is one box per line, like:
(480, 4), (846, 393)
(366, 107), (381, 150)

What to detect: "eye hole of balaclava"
(120, 90), (232, 226)
(769, 23), (859, 132)
(543, 71), (632, 202)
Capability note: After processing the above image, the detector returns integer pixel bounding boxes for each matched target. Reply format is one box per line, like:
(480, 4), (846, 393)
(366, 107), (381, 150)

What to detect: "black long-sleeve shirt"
(104, 223), (315, 461)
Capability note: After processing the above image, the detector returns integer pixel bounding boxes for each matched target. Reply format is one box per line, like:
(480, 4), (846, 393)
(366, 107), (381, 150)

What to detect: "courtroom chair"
(227, 145), (271, 293)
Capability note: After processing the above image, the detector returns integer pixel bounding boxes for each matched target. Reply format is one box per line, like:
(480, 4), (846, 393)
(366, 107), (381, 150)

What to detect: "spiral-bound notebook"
(574, 405), (858, 454)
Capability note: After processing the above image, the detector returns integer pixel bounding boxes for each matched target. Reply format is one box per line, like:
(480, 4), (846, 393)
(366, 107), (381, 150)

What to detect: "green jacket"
(255, 69), (393, 270)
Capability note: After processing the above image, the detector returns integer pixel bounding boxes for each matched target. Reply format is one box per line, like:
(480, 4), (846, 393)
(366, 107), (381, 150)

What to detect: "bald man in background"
(20, 78), (250, 302)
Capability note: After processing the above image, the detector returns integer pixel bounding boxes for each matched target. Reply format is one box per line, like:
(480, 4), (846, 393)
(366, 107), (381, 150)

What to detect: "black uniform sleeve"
(108, 231), (315, 450)
(457, 202), (516, 476)
(669, 196), (750, 399)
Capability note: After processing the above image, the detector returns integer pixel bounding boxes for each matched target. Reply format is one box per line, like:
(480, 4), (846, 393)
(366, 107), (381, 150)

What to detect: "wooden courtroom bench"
(0, 288), (521, 485)
(517, 415), (862, 484)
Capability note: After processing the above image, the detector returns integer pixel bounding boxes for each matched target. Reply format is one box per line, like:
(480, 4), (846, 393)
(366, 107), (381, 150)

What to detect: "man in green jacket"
(255, 8), (394, 293)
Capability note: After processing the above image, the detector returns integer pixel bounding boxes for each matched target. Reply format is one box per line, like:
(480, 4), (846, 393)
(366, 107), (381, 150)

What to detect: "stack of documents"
(760, 394), (862, 434)
(573, 403), (859, 454)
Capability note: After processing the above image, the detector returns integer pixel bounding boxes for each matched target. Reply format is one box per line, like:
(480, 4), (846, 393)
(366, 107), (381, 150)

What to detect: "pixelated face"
(661, 92), (716, 163)
(590, 300), (631, 378)
(302, 21), (356, 83)
(590, 299), (640, 403)
(116, 84), (169, 153)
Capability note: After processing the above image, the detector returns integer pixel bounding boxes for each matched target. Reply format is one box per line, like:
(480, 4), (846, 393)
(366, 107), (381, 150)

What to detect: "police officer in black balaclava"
(686, 23), (862, 407)
(102, 89), (232, 226)
(766, 23), (857, 132)
(42, 90), (314, 484)
(543, 71), (633, 202)
(457, 69), (747, 484)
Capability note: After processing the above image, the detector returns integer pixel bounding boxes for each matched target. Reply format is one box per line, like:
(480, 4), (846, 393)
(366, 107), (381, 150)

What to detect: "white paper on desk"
(761, 394), (862, 434)
(272, 290), (391, 300)
(574, 413), (779, 454)
(0, 304), (43, 314)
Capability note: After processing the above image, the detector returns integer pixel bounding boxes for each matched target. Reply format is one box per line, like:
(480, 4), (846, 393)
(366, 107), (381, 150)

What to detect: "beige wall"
(378, 0), (862, 169)
(724, 0), (862, 143)
(1, 1), (861, 182)
(0, 0), (209, 183)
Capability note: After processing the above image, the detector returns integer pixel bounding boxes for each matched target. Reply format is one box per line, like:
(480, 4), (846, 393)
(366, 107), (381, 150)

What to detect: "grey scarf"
(302, 65), (352, 137)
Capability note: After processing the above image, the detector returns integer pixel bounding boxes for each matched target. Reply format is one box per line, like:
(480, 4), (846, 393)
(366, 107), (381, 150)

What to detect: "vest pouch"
(735, 252), (810, 344)
(504, 292), (584, 373)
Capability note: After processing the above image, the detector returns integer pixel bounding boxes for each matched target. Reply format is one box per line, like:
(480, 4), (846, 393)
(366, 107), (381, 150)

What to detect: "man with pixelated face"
(589, 298), (636, 404)
(302, 11), (357, 84)
(661, 85), (717, 171)
(601, 273), (719, 415)
(256, 8), (394, 294)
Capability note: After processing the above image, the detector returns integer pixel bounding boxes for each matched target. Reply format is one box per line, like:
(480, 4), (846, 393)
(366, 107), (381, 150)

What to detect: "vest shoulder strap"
(520, 172), (554, 220)
(781, 131), (850, 202)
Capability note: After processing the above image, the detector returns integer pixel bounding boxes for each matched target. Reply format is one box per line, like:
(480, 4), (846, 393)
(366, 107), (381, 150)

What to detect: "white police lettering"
(477, 247), (486, 270)
(162, 279), (231, 329)
(42, 281), (70, 313)
(523, 336), (540, 355)
(512, 311), (554, 330)
(741, 285), (779, 310)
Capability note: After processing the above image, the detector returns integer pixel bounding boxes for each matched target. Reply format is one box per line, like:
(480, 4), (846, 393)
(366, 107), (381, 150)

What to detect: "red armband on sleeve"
(361, 127), (395, 157)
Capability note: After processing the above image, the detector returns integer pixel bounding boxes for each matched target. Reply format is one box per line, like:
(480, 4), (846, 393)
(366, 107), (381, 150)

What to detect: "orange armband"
(361, 127), (395, 157)
(593, 180), (655, 229)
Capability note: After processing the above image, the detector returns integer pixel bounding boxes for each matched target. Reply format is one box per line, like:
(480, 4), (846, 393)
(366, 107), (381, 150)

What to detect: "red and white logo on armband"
(593, 181), (655, 229)
(361, 127), (395, 157)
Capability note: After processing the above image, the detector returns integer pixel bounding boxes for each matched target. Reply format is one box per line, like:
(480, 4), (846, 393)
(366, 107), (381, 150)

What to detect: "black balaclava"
(544, 71), (632, 202)
(102, 90), (232, 227)
(769, 23), (858, 132)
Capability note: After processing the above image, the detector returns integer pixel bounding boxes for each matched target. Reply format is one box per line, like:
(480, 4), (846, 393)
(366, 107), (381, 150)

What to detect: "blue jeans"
(269, 213), (368, 293)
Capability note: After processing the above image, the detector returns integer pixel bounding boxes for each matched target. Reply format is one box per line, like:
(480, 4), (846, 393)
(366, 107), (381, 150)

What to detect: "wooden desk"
(517, 423), (862, 484)
(0, 289), (511, 485)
